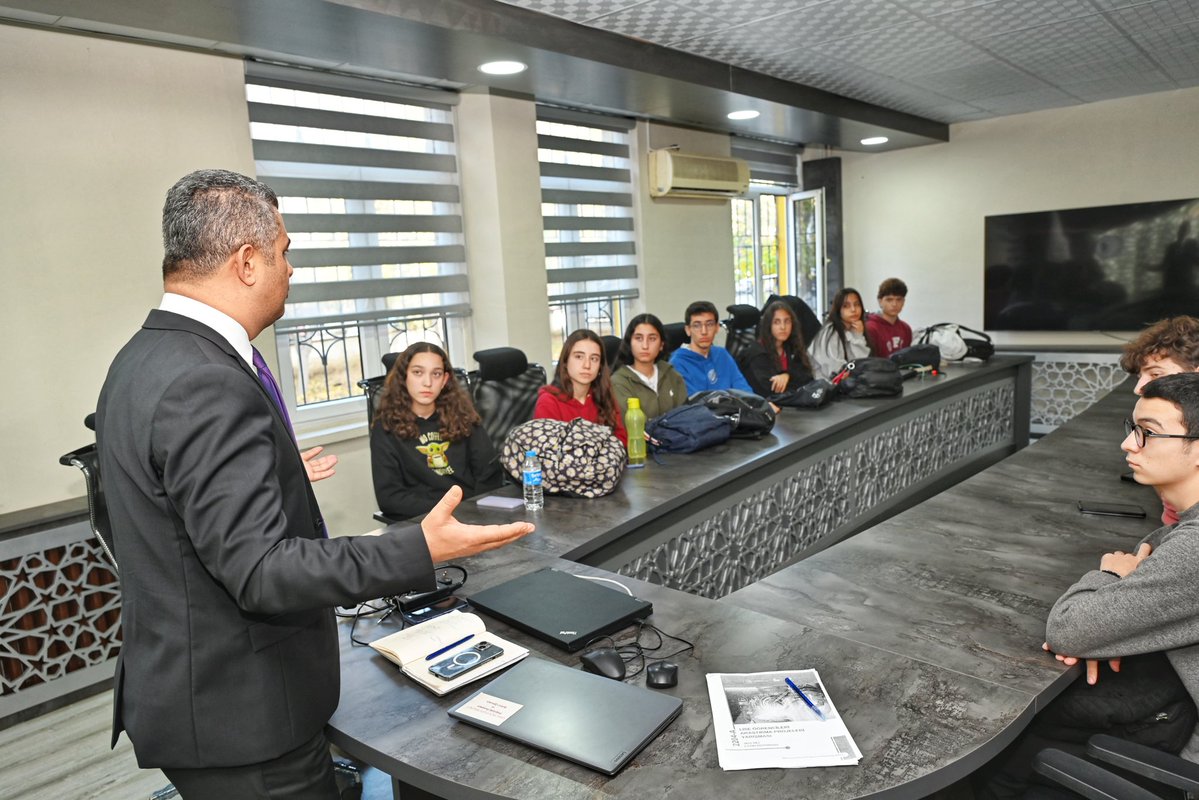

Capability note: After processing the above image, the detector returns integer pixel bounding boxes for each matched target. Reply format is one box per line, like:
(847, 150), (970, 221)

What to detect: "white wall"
(0, 25), (256, 517)
(839, 86), (1199, 346)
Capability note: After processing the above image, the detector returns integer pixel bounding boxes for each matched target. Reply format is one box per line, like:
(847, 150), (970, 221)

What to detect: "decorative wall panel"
(620, 382), (1015, 598)
(1027, 355), (1126, 432)
(0, 539), (120, 698)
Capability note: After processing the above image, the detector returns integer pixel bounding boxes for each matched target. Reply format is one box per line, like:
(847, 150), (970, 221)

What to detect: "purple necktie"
(252, 347), (294, 434)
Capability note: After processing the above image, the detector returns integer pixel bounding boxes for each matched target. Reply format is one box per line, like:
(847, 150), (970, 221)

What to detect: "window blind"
(731, 136), (803, 188)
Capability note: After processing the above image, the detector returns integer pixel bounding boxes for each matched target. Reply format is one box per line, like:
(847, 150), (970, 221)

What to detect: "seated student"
(611, 313), (688, 418)
(534, 328), (628, 445)
(865, 277), (912, 357)
(669, 300), (754, 395)
(740, 300), (815, 398)
(1121, 316), (1199, 525)
(370, 342), (503, 520)
(808, 287), (871, 379)
(979, 372), (1199, 800)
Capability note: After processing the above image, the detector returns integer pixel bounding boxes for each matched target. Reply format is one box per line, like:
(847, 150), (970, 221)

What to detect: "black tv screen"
(984, 198), (1199, 331)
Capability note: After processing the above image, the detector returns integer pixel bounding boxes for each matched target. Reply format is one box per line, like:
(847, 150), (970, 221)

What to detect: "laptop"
(447, 657), (682, 775)
(467, 568), (652, 652)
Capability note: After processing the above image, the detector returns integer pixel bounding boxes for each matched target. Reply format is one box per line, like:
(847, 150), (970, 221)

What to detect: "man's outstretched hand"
(422, 486), (535, 562)
(1042, 641), (1121, 685)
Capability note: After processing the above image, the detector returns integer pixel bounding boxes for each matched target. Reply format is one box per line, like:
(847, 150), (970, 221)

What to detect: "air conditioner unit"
(648, 149), (750, 199)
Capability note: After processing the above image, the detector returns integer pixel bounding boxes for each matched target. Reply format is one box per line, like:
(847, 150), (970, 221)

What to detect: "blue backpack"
(645, 404), (734, 454)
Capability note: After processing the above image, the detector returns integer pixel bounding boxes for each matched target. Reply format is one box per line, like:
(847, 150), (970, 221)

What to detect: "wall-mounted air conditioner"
(648, 149), (750, 199)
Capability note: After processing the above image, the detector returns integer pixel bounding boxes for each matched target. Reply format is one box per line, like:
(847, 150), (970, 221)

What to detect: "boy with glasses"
(670, 300), (753, 396)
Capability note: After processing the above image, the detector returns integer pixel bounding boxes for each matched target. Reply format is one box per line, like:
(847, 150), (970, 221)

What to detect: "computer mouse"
(580, 647), (626, 681)
(646, 661), (678, 689)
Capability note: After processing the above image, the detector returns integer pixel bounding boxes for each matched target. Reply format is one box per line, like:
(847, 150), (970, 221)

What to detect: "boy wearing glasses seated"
(1121, 316), (1199, 525)
(980, 372), (1199, 798)
(670, 300), (753, 396)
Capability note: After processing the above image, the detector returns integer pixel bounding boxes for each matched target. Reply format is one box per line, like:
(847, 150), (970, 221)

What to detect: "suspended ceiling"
(2, 0), (1196, 151)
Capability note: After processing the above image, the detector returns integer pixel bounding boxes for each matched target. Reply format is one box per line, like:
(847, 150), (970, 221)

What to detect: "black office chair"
(469, 347), (546, 452)
(601, 335), (623, 370)
(1034, 735), (1199, 800)
(723, 304), (761, 361)
(662, 322), (689, 358)
(766, 293), (822, 347)
(59, 414), (118, 574)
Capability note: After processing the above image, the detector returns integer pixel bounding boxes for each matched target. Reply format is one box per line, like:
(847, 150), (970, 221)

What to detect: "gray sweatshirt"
(1046, 502), (1199, 760)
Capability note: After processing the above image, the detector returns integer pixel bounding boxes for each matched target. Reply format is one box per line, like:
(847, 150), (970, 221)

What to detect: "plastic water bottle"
(625, 398), (646, 468)
(521, 449), (544, 510)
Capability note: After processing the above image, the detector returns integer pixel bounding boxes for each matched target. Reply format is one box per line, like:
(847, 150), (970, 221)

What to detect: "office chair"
(662, 322), (689, 358)
(1034, 735), (1199, 800)
(58, 414), (118, 573)
(765, 293), (822, 347)
(723, 304), (761, 361)
(601, 334), (623, 371)
(469, 347), (547, 452)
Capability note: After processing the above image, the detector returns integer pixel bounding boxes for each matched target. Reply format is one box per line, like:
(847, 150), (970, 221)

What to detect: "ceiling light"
(478, 60), (527, 75)
(727, 110), (760, 120)
(860, 136), (889, 146)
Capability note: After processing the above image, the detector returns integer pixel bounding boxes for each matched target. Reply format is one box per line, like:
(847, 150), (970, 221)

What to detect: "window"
(245, 63), (467, 422)
(536, 107), (639, 356)
(729, 138), (823, 313)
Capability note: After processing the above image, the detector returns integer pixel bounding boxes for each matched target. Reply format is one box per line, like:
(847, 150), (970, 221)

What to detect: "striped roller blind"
(730, 135), (803, 188)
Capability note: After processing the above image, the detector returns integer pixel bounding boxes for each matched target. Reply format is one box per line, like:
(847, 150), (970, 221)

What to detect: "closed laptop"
(447, 657), (682, 775)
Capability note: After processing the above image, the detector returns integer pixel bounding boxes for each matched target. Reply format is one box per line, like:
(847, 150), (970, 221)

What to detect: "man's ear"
(232, 242), (258, 287)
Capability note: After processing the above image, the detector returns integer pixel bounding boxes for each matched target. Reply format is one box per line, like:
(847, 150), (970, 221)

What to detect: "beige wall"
(635, 122), (737, 322)
(839, 87), (1199, 346)
(0, 25), (255, 516)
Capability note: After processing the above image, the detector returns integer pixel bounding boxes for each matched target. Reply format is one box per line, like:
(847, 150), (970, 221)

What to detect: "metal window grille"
(245, 62), (467, 409)
(536, 106), (639, 355)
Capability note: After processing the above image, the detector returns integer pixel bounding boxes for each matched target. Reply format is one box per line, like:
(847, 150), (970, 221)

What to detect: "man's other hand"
(1042, 641), (1122, 685)
(422, 486), (535, 562)
(302, 446), (338, 483)
(1100, 542), (1152, 577)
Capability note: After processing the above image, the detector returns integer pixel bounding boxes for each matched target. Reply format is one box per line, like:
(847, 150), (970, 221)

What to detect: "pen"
(784, 676), (826, 721)
(425, 634), (474, 661)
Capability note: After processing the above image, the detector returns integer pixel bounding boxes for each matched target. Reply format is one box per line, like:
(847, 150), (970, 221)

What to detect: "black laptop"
(447, 658), (682, 775)
(466, 568), (652, 652)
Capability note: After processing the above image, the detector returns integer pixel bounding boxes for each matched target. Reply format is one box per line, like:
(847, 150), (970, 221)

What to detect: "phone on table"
(428, 641), (505, 681)
(1077, 500), (1146, 519)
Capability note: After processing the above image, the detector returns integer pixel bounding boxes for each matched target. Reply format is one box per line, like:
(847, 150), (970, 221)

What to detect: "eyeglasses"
(688, 321), (719, 331)
(1124, 418), (1199, 448)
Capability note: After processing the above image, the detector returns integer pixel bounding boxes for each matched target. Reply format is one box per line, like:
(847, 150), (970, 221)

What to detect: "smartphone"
(399, 595), (468, 627)
(1077, 500), (1146, 519)
(428, 641), (505, 681)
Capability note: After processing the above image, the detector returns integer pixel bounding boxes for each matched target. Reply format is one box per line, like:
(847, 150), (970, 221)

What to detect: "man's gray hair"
(162, 169), (279, 280)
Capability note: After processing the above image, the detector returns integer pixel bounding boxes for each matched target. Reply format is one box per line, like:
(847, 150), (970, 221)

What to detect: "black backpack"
(833, 358), (904, 398)
(688, 389), (776, 438)
(645, 404), (735, 453)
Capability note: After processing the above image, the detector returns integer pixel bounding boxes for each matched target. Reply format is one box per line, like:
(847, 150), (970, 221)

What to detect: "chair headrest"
(725, 304), (761, 330)
(381, 352), (400, 373)
(472, 347), (529, 382)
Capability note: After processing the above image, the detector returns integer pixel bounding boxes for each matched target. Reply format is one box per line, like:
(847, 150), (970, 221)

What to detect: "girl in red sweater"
(534, 329), (628, 445)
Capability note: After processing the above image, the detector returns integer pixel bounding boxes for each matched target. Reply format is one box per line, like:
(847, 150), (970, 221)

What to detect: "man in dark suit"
(96, 169), (533, 799)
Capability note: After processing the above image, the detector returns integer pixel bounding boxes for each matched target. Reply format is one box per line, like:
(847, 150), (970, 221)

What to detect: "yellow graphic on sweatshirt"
(416, 432), (454, 475)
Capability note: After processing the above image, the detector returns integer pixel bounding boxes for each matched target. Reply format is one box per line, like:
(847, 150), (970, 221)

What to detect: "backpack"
(688, 389), (776, 438)
(917, 323), (994, 361)
(645, 404), (735, 453)
(500, 418), (626, 498)
(773, 378), (835, 408)
(889, 343), (941, 370)
(832, 357), (904, 398)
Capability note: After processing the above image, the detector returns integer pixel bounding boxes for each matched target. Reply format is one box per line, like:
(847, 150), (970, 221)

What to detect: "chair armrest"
(1088, 734), (1199, 794)
(1034, 748), (1160, 800)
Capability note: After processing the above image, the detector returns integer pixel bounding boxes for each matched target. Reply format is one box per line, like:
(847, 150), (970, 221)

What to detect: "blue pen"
(784, 676), (826, 721)
(425, 634), (474, 661)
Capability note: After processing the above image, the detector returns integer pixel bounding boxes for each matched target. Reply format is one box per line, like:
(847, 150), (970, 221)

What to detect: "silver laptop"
(447, 657), (682, 776)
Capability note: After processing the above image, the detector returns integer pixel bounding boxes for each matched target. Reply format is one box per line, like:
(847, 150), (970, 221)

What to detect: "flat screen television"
(984, 198), (1199, 331)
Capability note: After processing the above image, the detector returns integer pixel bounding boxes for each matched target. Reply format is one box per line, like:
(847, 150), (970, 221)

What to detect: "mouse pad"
(447, 657), (682, 775)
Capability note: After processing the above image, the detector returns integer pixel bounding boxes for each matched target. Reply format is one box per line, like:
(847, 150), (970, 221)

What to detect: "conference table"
(327, 357), (1160, 799)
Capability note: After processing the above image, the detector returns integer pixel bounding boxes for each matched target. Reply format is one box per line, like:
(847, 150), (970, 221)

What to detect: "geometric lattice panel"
(0, 540), (121, 696)
(1030, 357), (1127, 430)
(619, 382), (1015, 599)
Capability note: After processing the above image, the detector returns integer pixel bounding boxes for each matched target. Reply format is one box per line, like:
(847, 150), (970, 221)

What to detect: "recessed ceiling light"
(478, 60), (527, 75)
(727, 110), (760, 120)
(860, 136), (889, 146)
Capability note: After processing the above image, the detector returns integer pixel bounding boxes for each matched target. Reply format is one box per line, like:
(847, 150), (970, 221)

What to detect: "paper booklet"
(706, 669), (862, 770)
(370, 611), (528, 697)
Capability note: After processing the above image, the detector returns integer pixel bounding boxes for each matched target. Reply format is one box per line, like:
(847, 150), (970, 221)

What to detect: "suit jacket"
(96, 310), (435, 769)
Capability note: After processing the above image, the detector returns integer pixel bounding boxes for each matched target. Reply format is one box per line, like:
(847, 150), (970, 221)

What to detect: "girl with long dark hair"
(534, 329), (628, 445)
(808, 287), (871, 379)
(741, 301), (814, 397)
(611, 313), (688, 418)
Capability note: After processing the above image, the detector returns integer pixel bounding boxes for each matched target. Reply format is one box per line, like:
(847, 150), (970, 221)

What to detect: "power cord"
(338, 563), (469, 646)
(583, 621), (695, 680)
